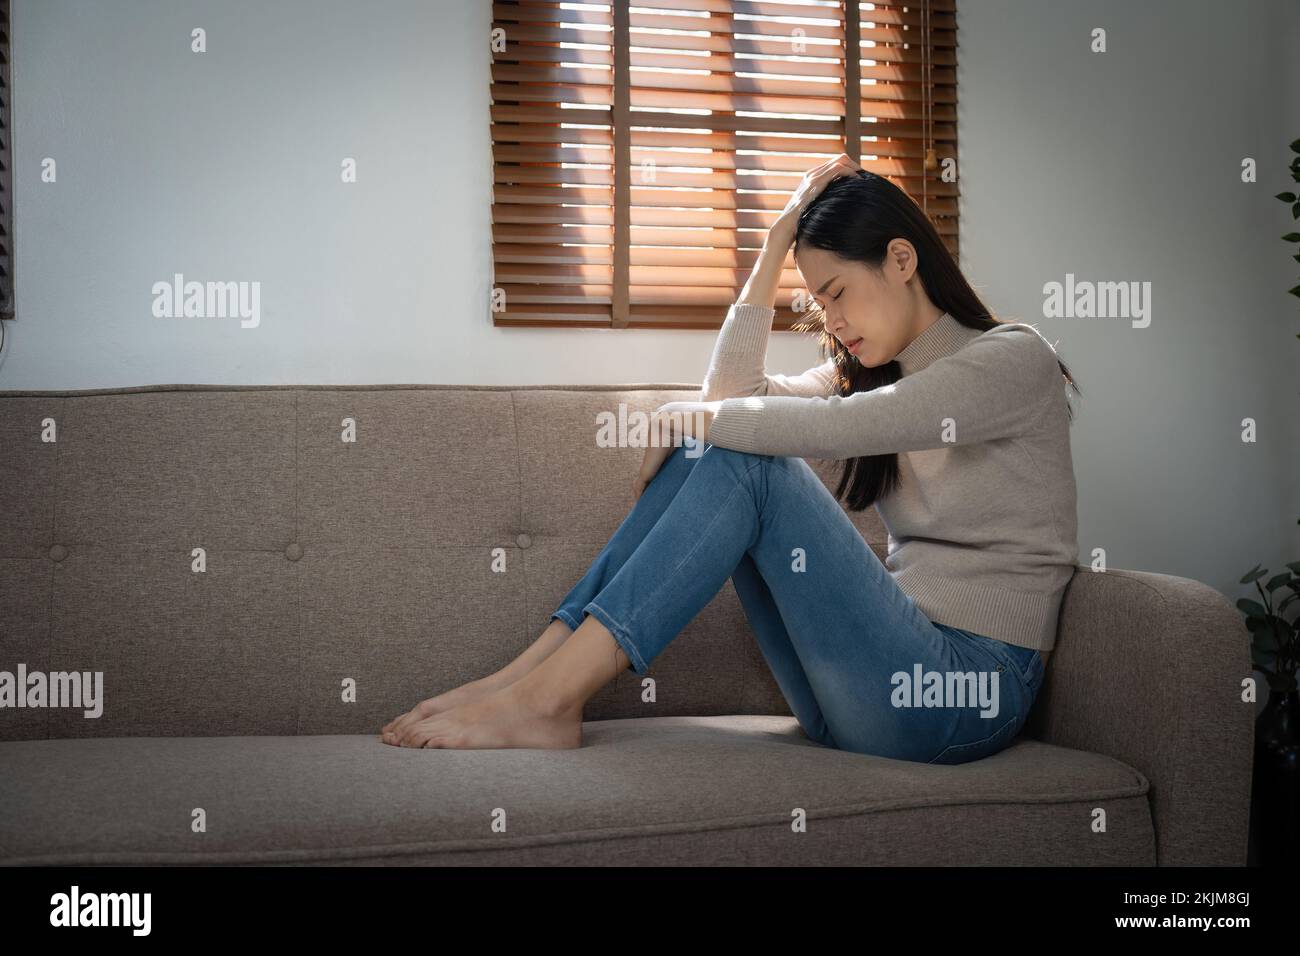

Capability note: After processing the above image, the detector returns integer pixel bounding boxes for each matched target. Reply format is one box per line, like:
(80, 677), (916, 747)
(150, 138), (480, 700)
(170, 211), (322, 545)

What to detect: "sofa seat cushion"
(0, 715), (1154, 866)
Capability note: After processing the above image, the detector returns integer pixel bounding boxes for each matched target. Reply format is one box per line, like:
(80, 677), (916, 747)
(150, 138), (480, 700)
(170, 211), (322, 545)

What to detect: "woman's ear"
(887, 239), (918, 281)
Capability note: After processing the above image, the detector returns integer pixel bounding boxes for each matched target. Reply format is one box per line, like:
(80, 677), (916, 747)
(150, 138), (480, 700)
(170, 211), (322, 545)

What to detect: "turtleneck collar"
(893, 312), (980, 376)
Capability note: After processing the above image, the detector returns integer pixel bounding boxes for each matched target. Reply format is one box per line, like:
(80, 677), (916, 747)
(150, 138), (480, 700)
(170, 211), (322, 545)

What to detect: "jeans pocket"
(925, 626), (1033, 765)
(1023, 648), (1045, 697)
(1001, 643), (1041, 691)
(967, 635), (1039, 696)
(926, 711), (1022, 766)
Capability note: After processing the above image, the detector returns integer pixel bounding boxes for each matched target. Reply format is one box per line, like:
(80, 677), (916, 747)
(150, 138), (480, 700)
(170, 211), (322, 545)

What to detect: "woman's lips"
(845, 337), (863, 354)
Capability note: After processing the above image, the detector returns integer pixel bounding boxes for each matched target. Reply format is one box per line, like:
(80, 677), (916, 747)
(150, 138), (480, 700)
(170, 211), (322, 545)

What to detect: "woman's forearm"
(702, 216), (797, 403)
(737, 216), (796, 309)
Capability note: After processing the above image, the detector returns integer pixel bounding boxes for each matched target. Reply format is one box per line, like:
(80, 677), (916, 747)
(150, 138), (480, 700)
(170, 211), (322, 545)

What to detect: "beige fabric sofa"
(0, 384), (1252, 865)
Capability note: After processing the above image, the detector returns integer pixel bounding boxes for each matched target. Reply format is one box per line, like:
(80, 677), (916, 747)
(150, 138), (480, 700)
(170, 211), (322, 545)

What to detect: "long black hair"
(792, 169), (1081, 512)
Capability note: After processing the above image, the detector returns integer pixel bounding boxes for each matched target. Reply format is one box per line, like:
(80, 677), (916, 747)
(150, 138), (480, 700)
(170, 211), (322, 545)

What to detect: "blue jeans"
(551, 444), (1046, 764)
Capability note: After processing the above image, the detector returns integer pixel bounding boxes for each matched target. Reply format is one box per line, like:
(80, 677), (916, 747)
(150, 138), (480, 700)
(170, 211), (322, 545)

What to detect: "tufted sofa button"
(49, 544), (68, 562)
(285, 542), (303, 561)
(515, 533), (532, 549)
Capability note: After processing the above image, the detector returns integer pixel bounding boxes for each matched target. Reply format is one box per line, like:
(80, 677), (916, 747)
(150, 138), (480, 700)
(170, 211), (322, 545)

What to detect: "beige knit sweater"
(701, 303), (1079, 652)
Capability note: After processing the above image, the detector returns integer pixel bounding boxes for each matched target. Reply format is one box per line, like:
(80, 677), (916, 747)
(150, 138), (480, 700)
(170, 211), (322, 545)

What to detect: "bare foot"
(381, 674), (510, 742)
(385, 682), (582, 750)
(382, 620), (576, 743)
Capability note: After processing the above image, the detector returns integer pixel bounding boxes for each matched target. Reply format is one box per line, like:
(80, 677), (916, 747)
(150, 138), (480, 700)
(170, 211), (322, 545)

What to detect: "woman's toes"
(398, 717), (433, 748)
(387, 707), (415, 731)
(382, 698), (437, 738)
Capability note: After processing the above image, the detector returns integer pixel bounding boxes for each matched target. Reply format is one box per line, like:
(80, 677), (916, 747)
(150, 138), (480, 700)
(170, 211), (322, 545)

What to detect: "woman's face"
(794, 241), (918, 368)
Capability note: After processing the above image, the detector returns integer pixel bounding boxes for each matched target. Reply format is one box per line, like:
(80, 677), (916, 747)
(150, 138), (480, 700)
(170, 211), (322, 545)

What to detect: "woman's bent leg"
(575, 444), (1033, 762)
(383, 447), (705, 742)
(733, 453), (1034, 763)
(731, 553), (836, 748)
(550, 444), (703, 632)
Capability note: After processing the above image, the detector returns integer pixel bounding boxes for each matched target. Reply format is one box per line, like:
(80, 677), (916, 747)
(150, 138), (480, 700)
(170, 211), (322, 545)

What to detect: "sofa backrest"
(0, 385), (890, 740)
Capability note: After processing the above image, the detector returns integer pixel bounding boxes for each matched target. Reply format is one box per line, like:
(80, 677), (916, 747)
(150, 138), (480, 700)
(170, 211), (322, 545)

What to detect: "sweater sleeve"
(706, 326), (1061, 458)
(700, 302), (837, 402)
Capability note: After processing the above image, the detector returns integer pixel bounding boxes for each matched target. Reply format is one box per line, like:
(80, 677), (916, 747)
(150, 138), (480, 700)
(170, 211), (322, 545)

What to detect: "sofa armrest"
(1029, 567), (1254, 865)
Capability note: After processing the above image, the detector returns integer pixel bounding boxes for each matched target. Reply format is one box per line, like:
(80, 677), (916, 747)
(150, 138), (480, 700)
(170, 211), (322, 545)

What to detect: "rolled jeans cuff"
(550, 608), (582, 633)
(582, 600), (650, 676)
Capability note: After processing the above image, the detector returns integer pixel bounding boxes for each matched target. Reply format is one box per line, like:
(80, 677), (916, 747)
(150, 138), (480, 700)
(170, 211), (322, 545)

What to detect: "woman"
(382, 154), (1081, 764)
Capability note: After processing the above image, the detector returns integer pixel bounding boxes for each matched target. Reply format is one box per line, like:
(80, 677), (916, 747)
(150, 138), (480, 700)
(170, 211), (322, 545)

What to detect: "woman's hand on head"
(769, 153), (863, 250)
(633, 401), (721, 500)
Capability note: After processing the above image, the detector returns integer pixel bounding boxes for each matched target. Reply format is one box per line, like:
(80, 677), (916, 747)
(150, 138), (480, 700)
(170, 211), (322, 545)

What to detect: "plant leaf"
(1248, 613), (1278, 634)
(1268, 673), (1296, 694)
(1283, 233), (1300, 242)
(1292, 138), (1300, 153)
(1281, 192), (1299, 202)
(1238, 597), (1268, 617)
(1252, 645), (1276, 669)
(1266, 572), (1292, 591)
(1256, 634), (1280, 654)
(1249, 618), (1278, 648)
(1285, 561), (1300, 575)
(1239, 565), (1267, 584)
(1273, 617), (1292, 648)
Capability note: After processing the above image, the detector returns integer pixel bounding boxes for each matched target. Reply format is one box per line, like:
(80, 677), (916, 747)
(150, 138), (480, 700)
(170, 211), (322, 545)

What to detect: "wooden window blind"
(490, 0), (956, 329)
(0, 0), (12, 322)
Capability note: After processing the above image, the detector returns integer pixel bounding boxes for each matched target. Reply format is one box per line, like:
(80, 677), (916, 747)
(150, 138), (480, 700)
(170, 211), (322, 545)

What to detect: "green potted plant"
(1242, 137), (1300, 866)
(1283, 137), (1300, 317)
(1240, 562), (1298, 867)
(1240, 564), (1300, 695)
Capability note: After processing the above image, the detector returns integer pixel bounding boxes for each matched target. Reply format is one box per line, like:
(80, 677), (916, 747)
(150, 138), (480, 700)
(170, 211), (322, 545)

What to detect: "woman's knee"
(699, 444), (772, 471)
(661, 441), (706, 475)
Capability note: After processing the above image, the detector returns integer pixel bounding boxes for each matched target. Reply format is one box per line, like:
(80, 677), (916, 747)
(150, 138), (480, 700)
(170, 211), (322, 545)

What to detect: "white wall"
(6, 0), (798, 390)
(2, 0), (1298, 600)
(958, 0), (1300, 603)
